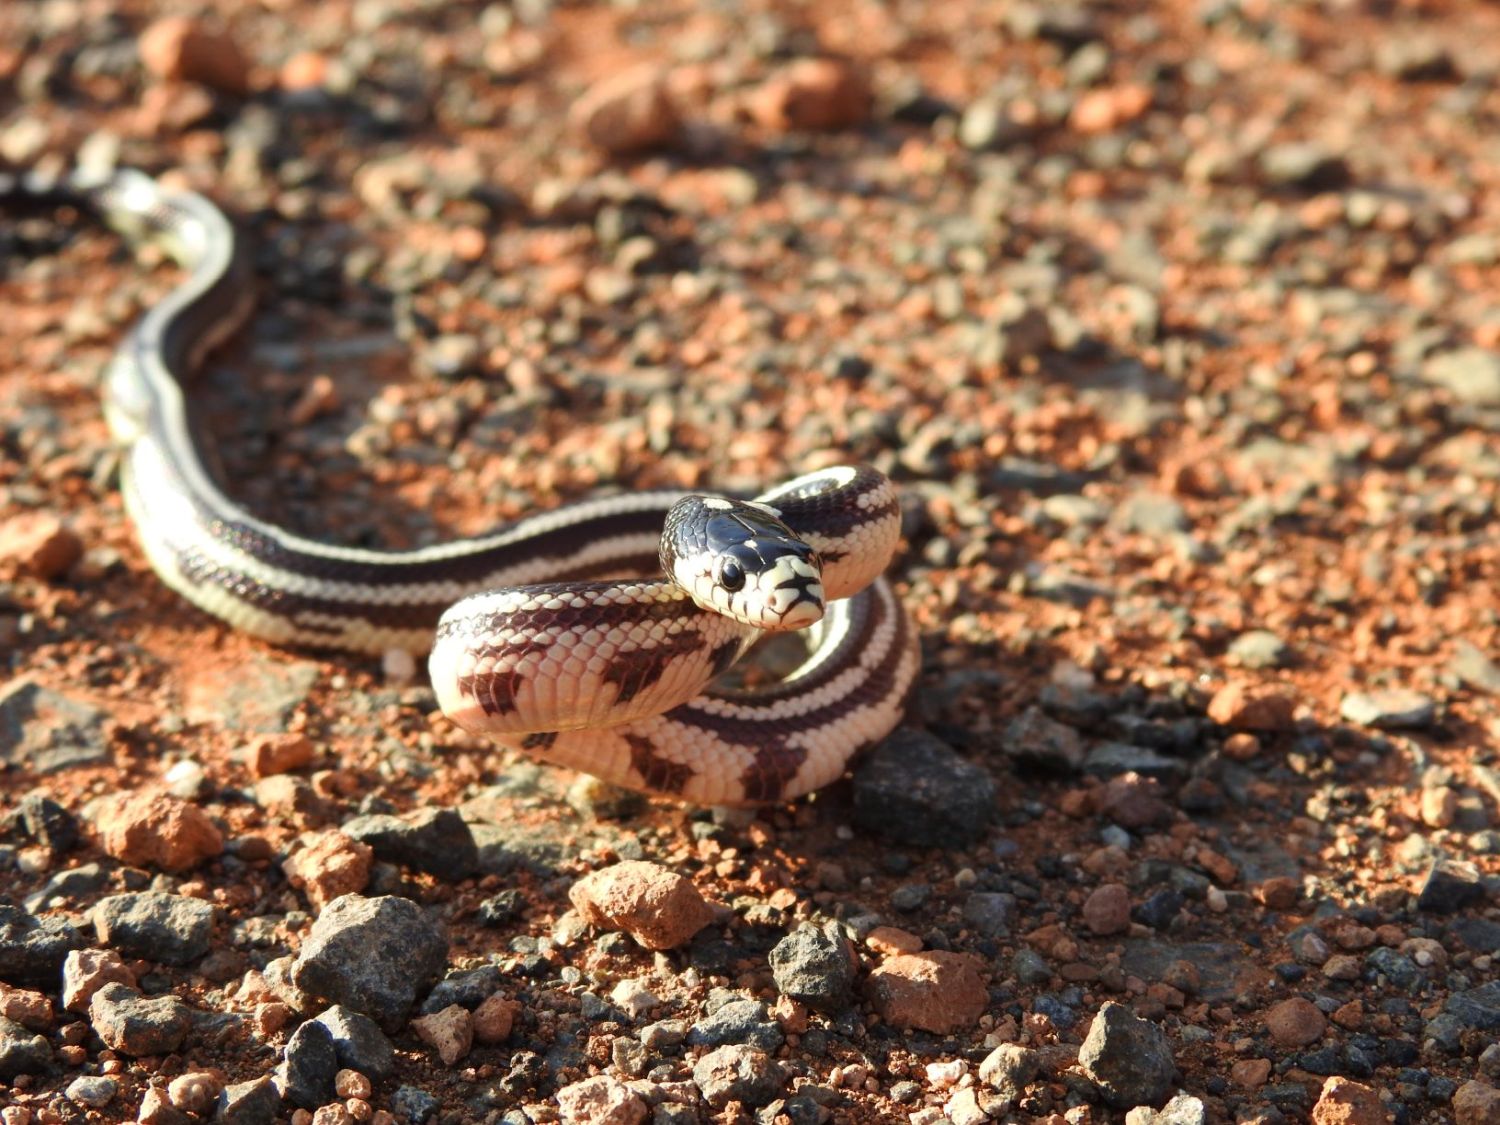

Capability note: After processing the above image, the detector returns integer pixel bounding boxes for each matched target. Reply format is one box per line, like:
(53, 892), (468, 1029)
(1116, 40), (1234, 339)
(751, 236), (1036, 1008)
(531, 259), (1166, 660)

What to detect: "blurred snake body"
(2, 167), (919, 805)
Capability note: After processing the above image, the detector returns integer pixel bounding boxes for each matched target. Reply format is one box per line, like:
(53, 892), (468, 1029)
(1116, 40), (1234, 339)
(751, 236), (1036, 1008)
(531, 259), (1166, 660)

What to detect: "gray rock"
(1452, 917), (1500, 955)
(1340, 689), (1437, 729)
(312, 1004), (395, 1081)
(1122, 940), (1262, 1003)
(686, 999), (783, 1052)
(1442, 979), (1500, 1032)
(64, 1075), (117, 1108)
(419, 964), (503, 1015)
(14, 793), (80, 851)
(341, 808), (479, 880)
(1114, 492), (1190, 536)
(0, 1015), (51, 1079)
(24, 862), (110, 913)
(852, 729), (995, 848)
(1453, 641), (1500, 694)
(289, 894), (448, 1031)
(1421, 348), (1500, 407)
(1003, 708), (1084, 772)
(692, 1044), (783, 1108)
(1229, 631), (1294, 670)
(1012, 948), (1051, 986)
(1417, 857), (1485, 913)
(1366, 947), (1422, 990)
(0, 680), (110, 772)
(1126, 1093), (1208, 1125)
(769, 924), (858, 1013)
(1258, 143), (1350, 190)
(0, 902), (85, 986)
(978, 1043), (1039, 1100)
(391, 1086), (440, 1124)
(88, 983), (192, 1056)
(216, 1075), (281, 1124)
(962, 892), (1016, 939)
(276, 1019), (337, 1109)
(94, 893), (215, 966)
(1077, 1001), (1176, 1109)
(1083, 742), (1183, 780)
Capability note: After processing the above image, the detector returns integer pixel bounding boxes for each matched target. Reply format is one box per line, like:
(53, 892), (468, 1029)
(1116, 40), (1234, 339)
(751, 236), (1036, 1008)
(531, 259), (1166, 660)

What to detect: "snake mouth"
(759, 557), (825, 631)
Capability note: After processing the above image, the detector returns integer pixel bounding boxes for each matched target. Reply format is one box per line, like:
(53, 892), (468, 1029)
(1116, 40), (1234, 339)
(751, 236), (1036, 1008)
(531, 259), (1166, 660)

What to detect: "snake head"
(662, 496), (825, 631)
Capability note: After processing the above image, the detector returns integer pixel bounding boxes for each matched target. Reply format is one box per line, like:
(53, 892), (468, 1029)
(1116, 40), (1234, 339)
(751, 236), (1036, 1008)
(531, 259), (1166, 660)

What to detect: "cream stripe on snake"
(2, 166), (920, 805)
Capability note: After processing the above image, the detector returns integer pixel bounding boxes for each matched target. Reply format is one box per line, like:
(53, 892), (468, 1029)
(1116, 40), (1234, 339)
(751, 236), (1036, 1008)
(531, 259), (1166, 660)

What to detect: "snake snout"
(756, 551), (825, 631)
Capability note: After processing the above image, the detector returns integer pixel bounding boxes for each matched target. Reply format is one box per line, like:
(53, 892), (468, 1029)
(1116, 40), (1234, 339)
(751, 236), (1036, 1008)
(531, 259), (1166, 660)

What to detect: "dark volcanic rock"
(94, 892), (215, 966)
(1077, 1001), (1176, 1108)
(0, 903), (85, 987)
(852, 729), (995, 847)
(340, 808), (479, 880)
(289, 895), (448, 1031)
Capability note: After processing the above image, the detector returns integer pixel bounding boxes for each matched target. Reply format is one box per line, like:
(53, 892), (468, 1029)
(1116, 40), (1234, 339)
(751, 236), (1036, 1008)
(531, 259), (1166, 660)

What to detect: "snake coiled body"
(2, 166), (920, 805)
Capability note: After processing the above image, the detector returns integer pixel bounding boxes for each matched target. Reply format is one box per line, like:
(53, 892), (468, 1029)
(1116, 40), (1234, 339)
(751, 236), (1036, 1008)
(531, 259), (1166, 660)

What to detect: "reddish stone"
(1097, 773), (1171, 828)
(0, 512), (82, 579)
(1264, 997), (1326, 1047)
(138, 17), (252, 95)
(247, 733), (315, 778)
(62, 950), (135, 1014)
(569, 65), (681, 156)
(751, 58), (870, 133)
(1231, 1059), (1272, 1089)
(1208, 683), (1297, 731)
(410, 1004), (473, 1066)
(1454, 1081), (1500, 1125)
(472, 994), (518, 1045)
(1069, 84), (1153, 135)
(865, 926), (923, 955)
(95, 791), (223, 872)
(864, 951), (987, 1034)
(0, 984), (52, 1030)
(1081, 884), (1131, 935)
(1256, 877), (1301, 910)
(569, 861), (714, 951)
(1311, 1077), (1393, 1125)
(282, 832), (372, 912)
(556, 1074), (647, 1125)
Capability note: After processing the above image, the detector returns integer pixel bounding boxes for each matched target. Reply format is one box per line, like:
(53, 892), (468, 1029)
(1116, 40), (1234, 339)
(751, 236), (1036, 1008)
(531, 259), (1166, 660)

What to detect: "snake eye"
(717, 558), (745, 592)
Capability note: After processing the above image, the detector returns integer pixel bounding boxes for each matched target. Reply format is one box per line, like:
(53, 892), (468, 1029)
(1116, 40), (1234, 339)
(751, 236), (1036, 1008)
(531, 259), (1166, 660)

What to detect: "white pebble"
(926, 1059), (968, 1088)
(164, 758), (205, 799)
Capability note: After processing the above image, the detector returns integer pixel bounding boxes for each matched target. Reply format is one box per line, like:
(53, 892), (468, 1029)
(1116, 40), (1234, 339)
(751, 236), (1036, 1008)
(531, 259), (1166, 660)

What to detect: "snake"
(2, 166), (920, 806)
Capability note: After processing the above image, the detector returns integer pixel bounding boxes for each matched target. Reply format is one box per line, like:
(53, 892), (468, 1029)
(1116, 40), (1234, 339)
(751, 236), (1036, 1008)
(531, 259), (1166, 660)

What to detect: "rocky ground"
(2, 0), (1500, 1123)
